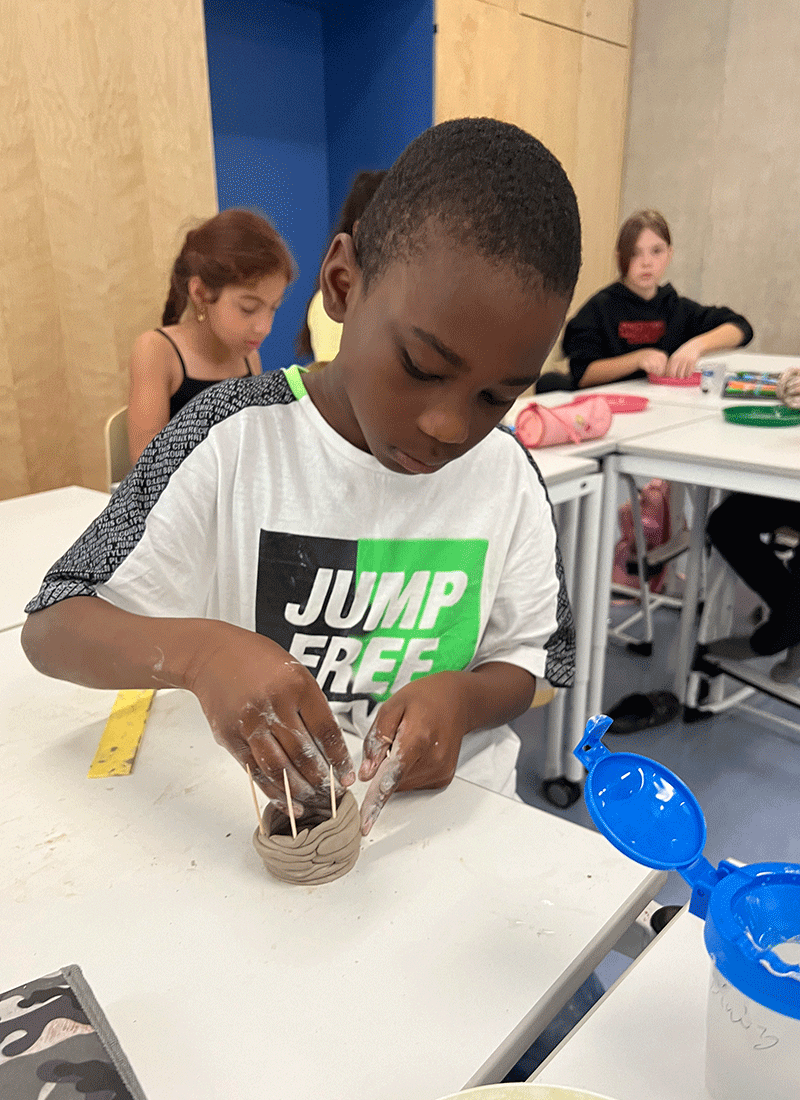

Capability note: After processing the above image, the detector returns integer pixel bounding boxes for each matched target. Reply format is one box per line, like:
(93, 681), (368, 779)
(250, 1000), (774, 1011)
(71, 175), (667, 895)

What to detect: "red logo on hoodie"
(618, 321), (665, 345)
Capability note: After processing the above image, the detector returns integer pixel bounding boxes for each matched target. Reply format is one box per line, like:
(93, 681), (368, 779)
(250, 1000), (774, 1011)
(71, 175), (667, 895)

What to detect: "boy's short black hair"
(354, 117), (581, 299)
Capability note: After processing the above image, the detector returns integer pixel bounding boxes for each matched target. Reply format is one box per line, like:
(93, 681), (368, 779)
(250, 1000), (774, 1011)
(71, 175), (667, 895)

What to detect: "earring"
(196, 305), (207, 323)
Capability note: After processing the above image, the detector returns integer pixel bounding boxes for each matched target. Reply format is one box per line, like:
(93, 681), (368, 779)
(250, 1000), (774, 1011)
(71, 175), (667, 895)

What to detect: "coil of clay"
(253, 789), (361, 884)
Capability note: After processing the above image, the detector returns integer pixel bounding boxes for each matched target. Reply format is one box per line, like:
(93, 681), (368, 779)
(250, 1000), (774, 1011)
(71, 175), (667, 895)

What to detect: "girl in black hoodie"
(560, 210), (752, 389)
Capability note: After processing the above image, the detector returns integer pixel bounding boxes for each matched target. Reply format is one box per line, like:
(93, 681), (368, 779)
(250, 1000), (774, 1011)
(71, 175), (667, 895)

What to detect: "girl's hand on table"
(778, 366), (800, 409)
(665, 339), (702, 378)
(638, 348), (669, 375)
(185, 622), (354, 813)
(358, 671), (476, 835)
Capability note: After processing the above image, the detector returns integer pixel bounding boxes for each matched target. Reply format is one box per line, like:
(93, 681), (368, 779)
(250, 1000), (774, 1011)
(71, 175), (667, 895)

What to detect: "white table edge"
(529, 902), (692, 1085)
(466, 867), (667, 1086)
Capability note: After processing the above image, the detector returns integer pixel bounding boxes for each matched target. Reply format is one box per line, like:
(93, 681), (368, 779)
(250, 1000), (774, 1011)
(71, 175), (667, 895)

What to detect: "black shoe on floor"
(606, 690), (680, 735)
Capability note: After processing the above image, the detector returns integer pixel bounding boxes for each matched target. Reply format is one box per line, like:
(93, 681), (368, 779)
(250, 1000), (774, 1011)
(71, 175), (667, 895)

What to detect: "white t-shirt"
(27, 367), (574, 791)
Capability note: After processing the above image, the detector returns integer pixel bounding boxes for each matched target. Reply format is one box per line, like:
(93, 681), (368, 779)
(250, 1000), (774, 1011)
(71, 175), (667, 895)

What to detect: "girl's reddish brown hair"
(162, 209), (295, 325)
(616, 209), (671, 277)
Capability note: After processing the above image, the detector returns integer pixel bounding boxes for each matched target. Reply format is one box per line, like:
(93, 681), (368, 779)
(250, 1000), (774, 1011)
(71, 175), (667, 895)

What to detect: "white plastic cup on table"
(574, 717), (800, 1100)
(700, 358), (725, 396)
(703, 863), (800, 1100)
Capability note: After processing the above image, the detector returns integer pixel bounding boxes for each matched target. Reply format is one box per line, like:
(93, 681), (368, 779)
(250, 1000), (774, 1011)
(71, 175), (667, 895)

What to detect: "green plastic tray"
(723, 405), (800, 427)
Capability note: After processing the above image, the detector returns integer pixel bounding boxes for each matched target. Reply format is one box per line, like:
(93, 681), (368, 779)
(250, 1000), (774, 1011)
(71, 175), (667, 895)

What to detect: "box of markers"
(722, 370), (782, 399)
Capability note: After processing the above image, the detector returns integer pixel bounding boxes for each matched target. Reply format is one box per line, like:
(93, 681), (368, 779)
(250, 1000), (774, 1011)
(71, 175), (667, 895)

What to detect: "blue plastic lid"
(706, 862), (800, 1018)
(575, 715), (721, 912)
(575, 716), (800, 1015)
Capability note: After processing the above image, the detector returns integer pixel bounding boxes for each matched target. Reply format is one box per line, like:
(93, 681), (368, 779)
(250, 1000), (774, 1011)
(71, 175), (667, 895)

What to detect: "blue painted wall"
(204, 0), (433, 369)
(204, 0), (329, 369)
(322, 0), (434, 228)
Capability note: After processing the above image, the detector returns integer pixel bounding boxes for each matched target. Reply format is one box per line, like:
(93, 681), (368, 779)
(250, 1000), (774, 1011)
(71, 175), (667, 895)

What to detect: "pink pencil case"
(515, 395), (613, 448)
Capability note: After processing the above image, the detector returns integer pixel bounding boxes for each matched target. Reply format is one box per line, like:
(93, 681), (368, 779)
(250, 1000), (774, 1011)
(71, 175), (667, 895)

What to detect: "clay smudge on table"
(253, 789), (360, 884)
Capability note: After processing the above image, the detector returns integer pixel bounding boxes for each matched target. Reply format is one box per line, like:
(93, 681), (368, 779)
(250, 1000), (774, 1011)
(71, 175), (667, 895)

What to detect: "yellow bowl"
(436, 1085), (619, 1100)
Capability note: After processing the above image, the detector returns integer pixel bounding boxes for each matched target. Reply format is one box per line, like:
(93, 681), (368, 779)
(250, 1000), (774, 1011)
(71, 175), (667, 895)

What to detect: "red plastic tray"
(648, 372), (701, 387)
(570, 393), (649, 414)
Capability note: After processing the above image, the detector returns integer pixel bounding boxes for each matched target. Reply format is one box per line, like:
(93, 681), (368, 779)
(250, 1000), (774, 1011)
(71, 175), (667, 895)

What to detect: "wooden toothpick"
(283, 768), (298, 838)
(329, 762), (337, 820)
(246, 763), (265, 836)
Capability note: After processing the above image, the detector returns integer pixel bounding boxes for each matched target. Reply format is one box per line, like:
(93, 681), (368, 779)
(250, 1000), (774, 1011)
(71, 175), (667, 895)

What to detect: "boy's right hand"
(184, 623), (354, 813)
(638, 348), (669, 375)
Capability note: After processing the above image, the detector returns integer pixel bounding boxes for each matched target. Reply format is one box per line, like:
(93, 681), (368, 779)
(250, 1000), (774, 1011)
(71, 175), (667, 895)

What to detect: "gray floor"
(503, 600), (800, 1076)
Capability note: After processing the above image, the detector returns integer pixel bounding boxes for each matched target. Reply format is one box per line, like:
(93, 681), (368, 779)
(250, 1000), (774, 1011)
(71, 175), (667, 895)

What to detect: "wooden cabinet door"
(435, 0), (630, 356)
(518, 0), (633, 47)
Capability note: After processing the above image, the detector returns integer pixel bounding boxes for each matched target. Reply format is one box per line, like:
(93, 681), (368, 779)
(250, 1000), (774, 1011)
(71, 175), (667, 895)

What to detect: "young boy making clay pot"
(22, 118), (581, 836)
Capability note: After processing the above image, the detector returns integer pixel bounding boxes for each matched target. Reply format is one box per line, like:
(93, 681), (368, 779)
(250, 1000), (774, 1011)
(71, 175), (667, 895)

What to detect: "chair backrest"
(104, 406), (131, 491)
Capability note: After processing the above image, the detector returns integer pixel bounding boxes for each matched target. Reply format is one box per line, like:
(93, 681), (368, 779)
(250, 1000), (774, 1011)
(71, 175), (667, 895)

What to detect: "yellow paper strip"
(87, 690), (155, 778)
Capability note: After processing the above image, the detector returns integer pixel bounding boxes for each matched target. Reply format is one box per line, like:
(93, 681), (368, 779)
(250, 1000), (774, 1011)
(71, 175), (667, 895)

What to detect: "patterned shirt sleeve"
(25, 372), (295, 614)
(479, 427), (575, 688)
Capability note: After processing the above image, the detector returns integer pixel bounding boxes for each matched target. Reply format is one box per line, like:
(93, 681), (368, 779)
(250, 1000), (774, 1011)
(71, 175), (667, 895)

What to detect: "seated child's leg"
(707, 494), (800, 656)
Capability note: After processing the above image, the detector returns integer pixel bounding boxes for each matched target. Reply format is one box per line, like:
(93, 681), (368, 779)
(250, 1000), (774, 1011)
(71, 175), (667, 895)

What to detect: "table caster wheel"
(650, 904), (682, 934)
(542, 776), (581, 808)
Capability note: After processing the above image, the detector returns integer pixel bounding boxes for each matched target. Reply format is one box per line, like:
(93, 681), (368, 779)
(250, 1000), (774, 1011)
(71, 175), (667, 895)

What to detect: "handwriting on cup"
(710, 974), (779, 1050)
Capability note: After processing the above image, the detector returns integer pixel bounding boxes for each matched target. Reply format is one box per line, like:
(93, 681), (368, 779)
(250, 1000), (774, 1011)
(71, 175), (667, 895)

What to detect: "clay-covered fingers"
(298, 686), (356, 788)
(360, 746), (406, 836)
(189, 626), (354, 803)
(360, 716), (399, 782)
(245, 699), (352, 807)
(249, 723), (325, 809)
(242, 756), (306, 818)
(778, 367), (800, 408)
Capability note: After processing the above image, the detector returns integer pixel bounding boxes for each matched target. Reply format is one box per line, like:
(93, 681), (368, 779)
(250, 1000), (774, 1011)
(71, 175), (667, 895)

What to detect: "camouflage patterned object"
(0, 966), (147, 1099)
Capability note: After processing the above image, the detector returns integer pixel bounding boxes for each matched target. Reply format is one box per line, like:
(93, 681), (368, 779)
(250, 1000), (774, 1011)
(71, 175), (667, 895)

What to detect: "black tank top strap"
(155, 328), (188, 379)
(157, 329), (253, 418)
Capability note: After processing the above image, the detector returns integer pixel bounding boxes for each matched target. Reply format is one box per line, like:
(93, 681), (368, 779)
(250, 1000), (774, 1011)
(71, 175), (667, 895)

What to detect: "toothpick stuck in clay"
(246, 763), (265, 836)
(283, 769), (298, 838)
(329, 762), (337, 820)
(253, 790), (361, 884)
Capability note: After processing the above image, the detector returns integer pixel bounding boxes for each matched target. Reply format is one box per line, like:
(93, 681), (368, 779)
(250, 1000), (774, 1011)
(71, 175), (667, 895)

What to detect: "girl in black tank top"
(126, 209), (295, 465)
(156, 328), (253, 419)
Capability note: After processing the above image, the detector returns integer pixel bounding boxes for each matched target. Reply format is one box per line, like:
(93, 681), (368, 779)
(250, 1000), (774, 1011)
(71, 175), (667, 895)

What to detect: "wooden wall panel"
(0, 8), (78, 497)
(568, 33), (631, 311)
(435, 0), (631, 372)
(518, 0), (633, 47)
(434, 0), (519, 124)
(0, 0), (217, 500)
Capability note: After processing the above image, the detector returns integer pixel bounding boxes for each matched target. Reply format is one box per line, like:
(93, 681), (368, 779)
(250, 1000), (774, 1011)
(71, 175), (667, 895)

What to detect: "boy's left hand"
(358, 671), (475, 835)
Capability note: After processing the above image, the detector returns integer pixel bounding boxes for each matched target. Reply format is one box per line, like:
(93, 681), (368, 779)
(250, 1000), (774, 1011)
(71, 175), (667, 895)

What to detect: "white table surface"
(0, 486), (109, 632)
(532, 906), (711, 1100)
(0, 628), (665, 1100)
(616, 414), (800, 498)
(527, 450), (599, 499)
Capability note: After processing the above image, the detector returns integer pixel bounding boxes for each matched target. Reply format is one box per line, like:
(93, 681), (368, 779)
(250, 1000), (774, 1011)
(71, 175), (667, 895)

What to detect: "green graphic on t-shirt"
(351, 538), (488, 701)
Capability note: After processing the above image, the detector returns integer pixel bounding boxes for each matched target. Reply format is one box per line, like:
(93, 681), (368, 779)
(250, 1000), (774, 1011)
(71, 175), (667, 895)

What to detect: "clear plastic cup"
(703, 866), (800, 1100)
(700, 359), (725, 396)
